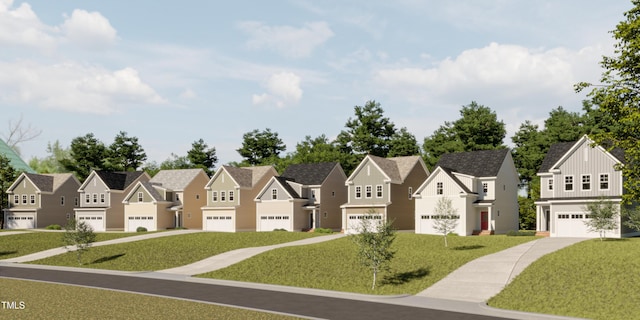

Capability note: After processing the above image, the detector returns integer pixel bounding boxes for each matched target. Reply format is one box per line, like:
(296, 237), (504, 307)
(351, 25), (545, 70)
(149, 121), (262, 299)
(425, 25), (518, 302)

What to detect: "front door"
(481, 211), (488, 230)
(309, 212), (314, 229)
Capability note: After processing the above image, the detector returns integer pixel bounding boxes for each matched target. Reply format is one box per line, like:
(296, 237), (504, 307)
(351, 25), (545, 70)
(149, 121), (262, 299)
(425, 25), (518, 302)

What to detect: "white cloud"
(252, 72), (303, 108)
(238, 21), (333, 58)
(62, 9), (117, 49)
(0, 0), (57, 51)
(0, 60), (166, 114)
(179, 88), (197, 99)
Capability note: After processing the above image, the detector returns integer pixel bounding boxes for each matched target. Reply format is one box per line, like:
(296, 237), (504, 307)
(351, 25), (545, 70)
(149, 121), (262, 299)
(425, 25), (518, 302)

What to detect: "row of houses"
(3, 135), (634, 238)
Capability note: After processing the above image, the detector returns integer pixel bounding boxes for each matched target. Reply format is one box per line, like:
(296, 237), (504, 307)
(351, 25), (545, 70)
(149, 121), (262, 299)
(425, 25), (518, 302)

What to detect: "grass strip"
(0, 278), (299, 320)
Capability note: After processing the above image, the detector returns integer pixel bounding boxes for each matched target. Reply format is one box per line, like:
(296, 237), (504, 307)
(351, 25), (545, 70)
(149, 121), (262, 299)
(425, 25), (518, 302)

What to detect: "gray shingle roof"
(276, 176), (302, 198)
(24, 173), (53, 192)
(95, 171), (145, 190)
(436, 149), (509, 177)
(367, 155), (422, 183)
(221, 165), (274, 188)
(280, 162), (338, 186)
(150, 169), (204, 191)
(139, 181), (165, 201)
(537, 141), (575, 173)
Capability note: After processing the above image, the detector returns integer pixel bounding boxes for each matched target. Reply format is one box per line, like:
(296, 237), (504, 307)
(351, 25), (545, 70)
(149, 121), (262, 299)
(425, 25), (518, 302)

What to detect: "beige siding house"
(255, 162), (347, 231)
(75, 171), (150, 231)
(414, 149), (519, 236)
(341, 155), (429, 234)
(123, 169), (209, 231)
(535, 135), (631, 238)
(4, 173), (80, 229)
(202, 165), (277, 232)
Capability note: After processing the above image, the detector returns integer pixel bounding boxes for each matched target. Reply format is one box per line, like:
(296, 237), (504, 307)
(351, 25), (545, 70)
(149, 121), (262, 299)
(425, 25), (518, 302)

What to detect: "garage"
(77, 215), (105, 232)
(554, 212), (590, 237)
(258, 215), (291, 231)
(5, 215), (35, 229)
(127, 216), (156, 232)
(204, 215), (235, 232)
(346, 213), (383, 234)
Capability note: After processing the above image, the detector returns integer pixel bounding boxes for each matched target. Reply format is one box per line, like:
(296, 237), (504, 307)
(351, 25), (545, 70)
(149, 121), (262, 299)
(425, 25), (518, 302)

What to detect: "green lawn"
(488, 238), (640, 320)
(0, 278), (298, 320)
(0, 232), (139, 260)
(198, 233), (537, 295)
(29, 232), (322, 271)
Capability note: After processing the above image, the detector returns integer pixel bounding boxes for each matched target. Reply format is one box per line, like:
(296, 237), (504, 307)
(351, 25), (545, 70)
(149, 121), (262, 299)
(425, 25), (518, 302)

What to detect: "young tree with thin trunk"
(351, 212), (396, 290)
(432, 197), (459, 247)
(62, 218), (97, 265)
(583, 198), (619, 241)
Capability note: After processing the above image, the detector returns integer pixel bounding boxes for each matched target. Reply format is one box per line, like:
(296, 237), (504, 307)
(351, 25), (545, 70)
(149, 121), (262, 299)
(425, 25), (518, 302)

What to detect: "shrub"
(46, 224), (62, 230)
(136, 227), (148, 232)
(273, 228), (287, 232)
(314, 228), (333, 234)
(506, 230), (536, 237)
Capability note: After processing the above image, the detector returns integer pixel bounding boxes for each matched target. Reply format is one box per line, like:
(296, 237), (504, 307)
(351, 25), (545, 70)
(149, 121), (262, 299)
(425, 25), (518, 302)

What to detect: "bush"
(506, 230), (536, 237)
(136, 227), (148, 232)
(45, 224), (62, 230)
(273, 228), (287, 232)
(314, 228), (333, 234)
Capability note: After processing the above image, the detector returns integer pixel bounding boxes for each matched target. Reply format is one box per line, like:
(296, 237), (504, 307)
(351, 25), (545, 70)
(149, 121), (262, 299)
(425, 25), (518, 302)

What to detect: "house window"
(100, 193), (105, 203)
(30, 195), (35, 204)
(581, 175), (591, 191)
(60, 196), (65, 206)
(355, 186), (362, 199)
(365, 185), (372, 198)
(271, 189), (277, 200)
(332, 191), (335, 197)
(229, 190), (234, 201)
(482, 183), (488, 195)
(176, 194), (180, 201)
(436, 182), (443, 195)
(311, 190), (316, 200)
(212, 191), (218, 202)
(13, 195), (19, 204)
(22, 194), (27, 204)
(74, 197), (79, 206)
(221, 191), (226, 201)
(138, 192), (143, 202)
(600, 174), (609, 190)
(196, 194), (200, 200)
(548, 179), (553, 191)
(376, 185), (383, 198)
(85, 194), (90, 203)
(66, 213), (71, 220)
(408, 187), (412, 200)
(93, 193), (98, 203)
(564, 176), (574, 191)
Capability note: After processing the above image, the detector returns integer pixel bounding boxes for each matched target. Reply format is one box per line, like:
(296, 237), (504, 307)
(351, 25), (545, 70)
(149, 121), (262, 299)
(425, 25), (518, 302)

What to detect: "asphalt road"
(0, 265), (512, 320)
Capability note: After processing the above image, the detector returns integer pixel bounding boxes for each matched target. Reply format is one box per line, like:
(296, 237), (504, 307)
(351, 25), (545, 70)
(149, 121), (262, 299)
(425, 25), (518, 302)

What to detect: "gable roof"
(209, 165), (276, 189)
(138, 181), (165, 202)
(436, 149), (509, 177)
(280, 162), (340, 186)
(351, 155), (426, 184)
(275, 176), (302, 199)
(94, 171), (146, 190)
(538, 135), (625, 174)
(149, 169), (205, 191)
(7, 173), (78, 193)
(0, 138), (35, 173)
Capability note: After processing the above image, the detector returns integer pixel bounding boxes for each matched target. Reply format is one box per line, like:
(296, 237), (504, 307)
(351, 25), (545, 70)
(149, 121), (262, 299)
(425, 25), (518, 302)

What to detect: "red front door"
(481, 211), (488, 230)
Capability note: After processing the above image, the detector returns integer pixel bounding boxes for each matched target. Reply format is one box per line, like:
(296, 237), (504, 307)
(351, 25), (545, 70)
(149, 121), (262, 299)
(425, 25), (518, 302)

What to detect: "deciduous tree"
(61, 133), (109, 181)
(62, 218), (97, 265)
(431, 197), (459, 247)
(0, 154), (17, 229)
(187, 138), (218, 175)
(237, 128), (286, 166)
(351, 212), (396, 290)
(28, 140), (71, 174)
(335, 100), (396, 160)
(583, 198), (619, 241)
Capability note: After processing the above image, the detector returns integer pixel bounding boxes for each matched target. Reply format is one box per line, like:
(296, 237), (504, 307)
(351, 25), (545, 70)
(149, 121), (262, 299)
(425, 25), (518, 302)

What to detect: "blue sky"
(1, 0), (634, 166)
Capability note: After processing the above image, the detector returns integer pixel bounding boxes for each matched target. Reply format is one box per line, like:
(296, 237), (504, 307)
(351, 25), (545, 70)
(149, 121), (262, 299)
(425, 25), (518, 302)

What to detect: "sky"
(0, 0), (635, 167)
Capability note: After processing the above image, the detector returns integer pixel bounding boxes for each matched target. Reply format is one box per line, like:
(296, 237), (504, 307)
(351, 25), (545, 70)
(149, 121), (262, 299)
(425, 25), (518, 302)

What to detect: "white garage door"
(555, 213), (591, 237)
(127, 216), (156, 232)
(258, 215), (291, 232)
(204, 215), (235, 232)
(417, 214), (436, 235)
(346, 214), (383, 234)
(5, 215), (35, 229)
(77, 215), (105, 232)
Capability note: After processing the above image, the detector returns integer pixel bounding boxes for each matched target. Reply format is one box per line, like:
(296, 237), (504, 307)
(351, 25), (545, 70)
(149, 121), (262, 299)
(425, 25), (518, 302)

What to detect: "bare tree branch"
(3, 114), (42, 154)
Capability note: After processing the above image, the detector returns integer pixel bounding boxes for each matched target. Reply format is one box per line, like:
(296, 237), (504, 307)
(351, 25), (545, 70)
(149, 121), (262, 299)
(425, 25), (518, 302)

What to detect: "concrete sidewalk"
(1, 229), (202, 263)
(157, 233), (346, 275)
(417, 237), (587, 302)
(0, 231), (30, 236)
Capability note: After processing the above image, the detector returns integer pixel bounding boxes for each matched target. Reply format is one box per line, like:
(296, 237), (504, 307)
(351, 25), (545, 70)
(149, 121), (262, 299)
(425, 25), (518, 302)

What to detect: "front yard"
(198, 233), (537, 295)
(28, 231), (322, 270)
(489, 238), (640, 320)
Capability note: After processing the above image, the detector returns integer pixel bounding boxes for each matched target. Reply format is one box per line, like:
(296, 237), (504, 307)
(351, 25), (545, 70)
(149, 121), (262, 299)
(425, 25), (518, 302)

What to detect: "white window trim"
(564, 175), (574, 192)
(408, 186), (413, 200)
(85, 194), (90, 203)
(212, 191), (218, 202)
(355, 186), (362, 199)
(13, 195), (19, 204)
(229, 190), (234, 202)
(100, 193), (106, 203)
(548, 178), (553, 191)
(436, 182), (443, 195)
(137, 192), (144, 202)
(365, 185), (372, 199)
(221, 191), (226, 202)
(599, 173), (610, 191)
(22, 194), (27, 204)
(376, 185), (383, 198)
(60, 196), (65, 206)
(271, 189), (277, 200)
(581, 174), (591, 191)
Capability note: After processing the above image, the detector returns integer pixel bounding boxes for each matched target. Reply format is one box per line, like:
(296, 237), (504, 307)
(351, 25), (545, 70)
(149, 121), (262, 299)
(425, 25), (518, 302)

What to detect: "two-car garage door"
(127, 216), (156, 232)
(258, 215), (291, 231)
(204, 215), (235, 232)
(77, 215), (105, 232)
(5, 214), (35, 229)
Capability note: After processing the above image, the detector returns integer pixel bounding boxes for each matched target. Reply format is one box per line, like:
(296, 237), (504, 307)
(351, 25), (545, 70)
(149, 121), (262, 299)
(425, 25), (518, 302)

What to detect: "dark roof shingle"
(280, 162), (338, 185)
(436, 149), (509, 177)
(95, 171), (145, 190)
